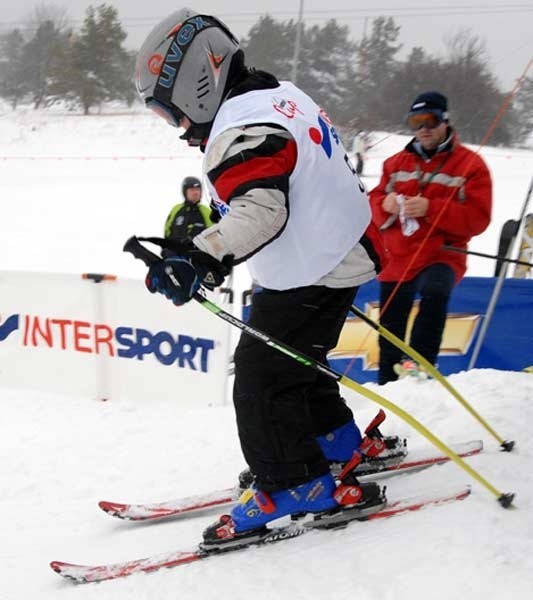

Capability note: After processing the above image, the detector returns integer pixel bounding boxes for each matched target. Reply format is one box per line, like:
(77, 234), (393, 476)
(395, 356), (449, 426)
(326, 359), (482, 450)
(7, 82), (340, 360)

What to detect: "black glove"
(145, 240), (231, 306)
(209, 198), (221, 223)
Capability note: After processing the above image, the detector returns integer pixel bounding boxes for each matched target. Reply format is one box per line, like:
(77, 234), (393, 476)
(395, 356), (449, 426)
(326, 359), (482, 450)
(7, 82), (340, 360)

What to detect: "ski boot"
(202, 470), (386, 550)
(326, 410), (407, 477)
(310, 452), (387, 529)
(202, 473), (338, 550)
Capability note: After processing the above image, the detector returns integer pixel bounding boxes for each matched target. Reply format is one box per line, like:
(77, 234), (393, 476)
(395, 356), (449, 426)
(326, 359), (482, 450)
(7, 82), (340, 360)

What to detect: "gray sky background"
(1, 1), (531, 90)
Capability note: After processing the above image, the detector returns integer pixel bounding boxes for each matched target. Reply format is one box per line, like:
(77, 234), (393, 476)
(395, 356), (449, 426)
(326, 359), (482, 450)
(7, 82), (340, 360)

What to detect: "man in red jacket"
(369, 91), (492, 384)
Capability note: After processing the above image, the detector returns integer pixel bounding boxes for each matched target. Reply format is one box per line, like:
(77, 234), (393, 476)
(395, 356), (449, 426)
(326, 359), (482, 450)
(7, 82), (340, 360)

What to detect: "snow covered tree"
(434, 30), (512, 145)
(352, 17), (403, 130)
(68, 4), (134, 114)
(509, 76), (533, 147)
(240, 15), (295, 80)
(297, 20), (358, 123)
(18, 20), (71, 109)
(241, 16), (357, 124)
(0, 29), (28, 108)
(386, 47), (444, 128)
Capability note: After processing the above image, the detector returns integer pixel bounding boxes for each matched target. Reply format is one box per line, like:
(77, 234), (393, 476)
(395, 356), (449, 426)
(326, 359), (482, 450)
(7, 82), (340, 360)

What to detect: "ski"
(51, 484), (471, 584)
(98, 439), (482, 522)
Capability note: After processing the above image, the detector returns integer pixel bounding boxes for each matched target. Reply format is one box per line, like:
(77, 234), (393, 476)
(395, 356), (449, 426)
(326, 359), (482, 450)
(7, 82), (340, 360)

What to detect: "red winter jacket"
(368, 131), (492, 283)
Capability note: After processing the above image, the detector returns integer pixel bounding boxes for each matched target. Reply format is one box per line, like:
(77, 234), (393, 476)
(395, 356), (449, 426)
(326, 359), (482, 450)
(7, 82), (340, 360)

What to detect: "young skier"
(134, 8), (402, 547)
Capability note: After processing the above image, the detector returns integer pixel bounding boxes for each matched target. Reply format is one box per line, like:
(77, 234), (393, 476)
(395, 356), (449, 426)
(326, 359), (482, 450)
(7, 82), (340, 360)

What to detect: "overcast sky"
(1, 1), (531, 90)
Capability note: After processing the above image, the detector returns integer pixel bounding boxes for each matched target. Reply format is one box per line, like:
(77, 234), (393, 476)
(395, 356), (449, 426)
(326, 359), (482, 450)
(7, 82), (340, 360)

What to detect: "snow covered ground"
(3, 372), (533, 599)
(1, 104), (533, 599)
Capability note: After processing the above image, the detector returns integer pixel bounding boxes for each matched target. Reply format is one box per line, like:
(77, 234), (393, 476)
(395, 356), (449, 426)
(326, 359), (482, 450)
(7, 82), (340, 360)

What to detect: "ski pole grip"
(123, 236), (160, 267)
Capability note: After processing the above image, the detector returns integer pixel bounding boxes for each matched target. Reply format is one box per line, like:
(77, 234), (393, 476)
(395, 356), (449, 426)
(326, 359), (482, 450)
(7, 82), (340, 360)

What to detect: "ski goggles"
(406, 111), (446, 131)
(146, 98), (186, 129)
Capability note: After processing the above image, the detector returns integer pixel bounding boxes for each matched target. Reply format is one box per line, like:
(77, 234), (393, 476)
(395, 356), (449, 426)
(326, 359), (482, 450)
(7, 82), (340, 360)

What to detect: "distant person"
(164, 176), (213, 241)
(352, 130), (369, 175)
(369, 91), (492, 384)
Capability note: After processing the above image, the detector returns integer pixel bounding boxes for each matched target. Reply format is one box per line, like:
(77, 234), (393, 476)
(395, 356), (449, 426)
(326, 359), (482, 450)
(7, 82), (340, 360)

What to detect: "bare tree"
(24, 3), (71, 35)
(511, 76), (533, 146)
(440, 29), (511, 144)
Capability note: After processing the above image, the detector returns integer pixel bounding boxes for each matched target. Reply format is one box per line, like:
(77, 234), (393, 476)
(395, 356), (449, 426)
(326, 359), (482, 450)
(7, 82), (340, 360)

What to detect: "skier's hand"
(145, 245), (231, 306)
(145, 257), (200, 305)
(209, 198), (222, 223)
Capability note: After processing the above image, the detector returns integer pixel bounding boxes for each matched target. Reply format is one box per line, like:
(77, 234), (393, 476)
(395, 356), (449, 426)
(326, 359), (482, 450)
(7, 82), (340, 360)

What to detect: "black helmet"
(182, 176), (202, 199)
(135, 8), (240, 146)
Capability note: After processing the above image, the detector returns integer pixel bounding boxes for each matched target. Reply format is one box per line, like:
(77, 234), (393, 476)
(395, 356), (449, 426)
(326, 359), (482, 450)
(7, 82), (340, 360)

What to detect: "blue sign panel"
(328, 277), (533, 383)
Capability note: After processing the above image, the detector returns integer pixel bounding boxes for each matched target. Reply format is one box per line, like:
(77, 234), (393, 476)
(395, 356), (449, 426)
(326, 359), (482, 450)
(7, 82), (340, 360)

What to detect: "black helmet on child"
(135, 8), (240, 146)
(182, 176), (202, 199)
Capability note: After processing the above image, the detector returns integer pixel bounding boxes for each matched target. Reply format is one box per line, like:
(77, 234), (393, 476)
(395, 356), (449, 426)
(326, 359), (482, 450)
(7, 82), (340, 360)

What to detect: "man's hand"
(382, 192), (400, 215)
(403, 195), (429, 218)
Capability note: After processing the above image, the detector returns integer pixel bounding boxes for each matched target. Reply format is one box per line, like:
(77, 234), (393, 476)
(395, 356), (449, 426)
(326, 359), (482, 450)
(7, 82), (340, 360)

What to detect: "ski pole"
(442, 245), (533, 269)
(366, 133), (393, 150)
(123, 235), (515, 508)
(348, 305), (514, 451)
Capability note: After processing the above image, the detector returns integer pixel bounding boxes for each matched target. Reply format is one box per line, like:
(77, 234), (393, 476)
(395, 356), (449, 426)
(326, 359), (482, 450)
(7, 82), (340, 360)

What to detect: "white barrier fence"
(0, 271), (231, 407)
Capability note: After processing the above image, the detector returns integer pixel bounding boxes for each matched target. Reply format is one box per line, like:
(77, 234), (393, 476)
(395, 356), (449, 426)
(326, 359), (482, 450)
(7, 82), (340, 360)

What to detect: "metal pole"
(290, 0), (304, 84)
(468, 176), (533, 369)
(83, 273), (115, 402)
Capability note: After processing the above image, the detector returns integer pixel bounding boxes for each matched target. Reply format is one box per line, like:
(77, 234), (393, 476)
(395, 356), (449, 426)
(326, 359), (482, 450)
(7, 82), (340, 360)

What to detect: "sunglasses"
(407, 112), (444, 131)
(146, 98), (186, 128)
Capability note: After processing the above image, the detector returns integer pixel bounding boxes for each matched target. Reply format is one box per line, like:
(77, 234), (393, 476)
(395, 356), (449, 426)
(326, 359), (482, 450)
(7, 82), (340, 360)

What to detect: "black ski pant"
(378, 263), (455, 385)
(233, 285), (358, 492)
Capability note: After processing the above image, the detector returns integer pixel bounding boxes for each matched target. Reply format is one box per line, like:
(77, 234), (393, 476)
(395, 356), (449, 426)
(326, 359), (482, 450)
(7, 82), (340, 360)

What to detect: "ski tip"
(50, 561), (72, 575)
(99, 500), (127, 516)
(497, 492), (516, 509)
(50, 560), (62, 572)
(50, 561), (89, 584)
(500, 440), (515, 452)
(50, 560), (79, 570)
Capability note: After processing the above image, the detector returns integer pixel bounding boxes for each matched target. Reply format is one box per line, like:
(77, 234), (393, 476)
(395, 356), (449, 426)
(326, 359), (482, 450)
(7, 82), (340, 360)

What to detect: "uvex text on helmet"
(134, 8), (239, 125)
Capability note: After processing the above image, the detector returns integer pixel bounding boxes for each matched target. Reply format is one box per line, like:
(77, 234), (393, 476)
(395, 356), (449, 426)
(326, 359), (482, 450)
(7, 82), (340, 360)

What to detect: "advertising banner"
(328, 276), (533, 383)
(0, 271), (231, 407)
